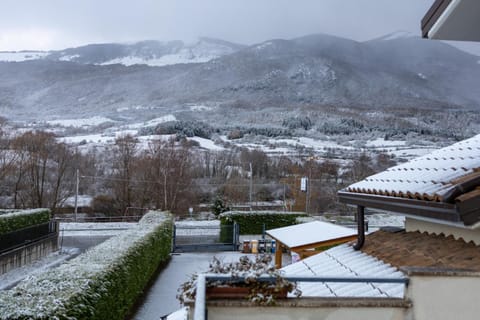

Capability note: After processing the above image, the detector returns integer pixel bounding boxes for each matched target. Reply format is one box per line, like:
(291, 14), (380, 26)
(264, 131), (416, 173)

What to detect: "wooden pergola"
(267, 221), (357, 268)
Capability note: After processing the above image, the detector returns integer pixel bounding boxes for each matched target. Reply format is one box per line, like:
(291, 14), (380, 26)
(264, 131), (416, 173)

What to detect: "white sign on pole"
(300, 177), (308, 192)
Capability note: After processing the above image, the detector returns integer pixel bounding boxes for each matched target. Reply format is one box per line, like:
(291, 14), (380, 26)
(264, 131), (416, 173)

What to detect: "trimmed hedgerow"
(0, 209), (51, 235)
(0, 211), (173, 320)
(219, 211), (307, 235)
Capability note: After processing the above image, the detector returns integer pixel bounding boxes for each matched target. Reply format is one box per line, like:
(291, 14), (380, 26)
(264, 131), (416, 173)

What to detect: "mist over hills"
(0, 33), (479, 122)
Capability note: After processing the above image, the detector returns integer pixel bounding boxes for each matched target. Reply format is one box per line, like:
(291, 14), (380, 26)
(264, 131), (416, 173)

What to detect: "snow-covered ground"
(126, 115), (177, 129)
(60, 222), (137, 230)
(59, 222), (136, 237)
(0, 247), (79, 290)
(0, 51), (48, 62)
(175, 220), (220, 236)
(46, 116), (114, 128)
(189, 105), (213, 112)
(63, 195), (93, 207)
(389, 147), (438, 158)
(267, 137), (353, 151)
(366, 213), (405, 228)
(188, 137), (224, 151)
(365, 138), (406, 147)
(59, 133), (114, 144)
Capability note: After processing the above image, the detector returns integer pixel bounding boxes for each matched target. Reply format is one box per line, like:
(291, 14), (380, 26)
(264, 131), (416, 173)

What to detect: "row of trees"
(0, 130), (77, 210)
(0, 125), (395, 216)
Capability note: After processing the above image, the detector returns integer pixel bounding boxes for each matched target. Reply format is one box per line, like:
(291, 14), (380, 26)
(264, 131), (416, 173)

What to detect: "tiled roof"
(282, 244), (404, 298)
(346, 134), (480, 202)
(267, 221), (356, 248)
(361, 230), (480, 272)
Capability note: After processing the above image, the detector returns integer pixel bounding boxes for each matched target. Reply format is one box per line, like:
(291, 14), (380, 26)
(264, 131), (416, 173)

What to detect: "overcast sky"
(0, 0), (479, 55)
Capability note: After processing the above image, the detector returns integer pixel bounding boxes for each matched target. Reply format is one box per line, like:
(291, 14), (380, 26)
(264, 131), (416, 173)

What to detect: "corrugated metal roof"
(281, 244), (404, 298)
(266, 221), (356, 248)
(347, 134), (480, 201)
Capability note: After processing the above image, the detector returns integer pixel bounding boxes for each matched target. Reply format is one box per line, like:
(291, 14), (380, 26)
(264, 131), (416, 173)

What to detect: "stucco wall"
(406, 275), (480, 320)
(405, 217), (480, 245)
(0, 236), (58, 275)
(207, 306), (405, 320)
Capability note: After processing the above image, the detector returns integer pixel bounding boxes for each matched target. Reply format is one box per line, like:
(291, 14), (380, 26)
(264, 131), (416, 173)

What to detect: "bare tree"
(9, 131), (75, 210)
(111, 135), (138, 214)
(147, 137), (193, 213)
(0, 127), (15, 182)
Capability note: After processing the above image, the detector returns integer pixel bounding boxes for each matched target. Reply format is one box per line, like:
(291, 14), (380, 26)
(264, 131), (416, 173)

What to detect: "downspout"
(353, 205), (365, 250)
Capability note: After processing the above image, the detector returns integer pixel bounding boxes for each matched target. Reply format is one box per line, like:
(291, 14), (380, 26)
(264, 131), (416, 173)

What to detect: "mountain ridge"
(0, 33), (479, 122)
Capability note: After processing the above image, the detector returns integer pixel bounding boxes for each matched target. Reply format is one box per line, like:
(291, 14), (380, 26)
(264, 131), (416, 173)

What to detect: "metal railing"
(54, 215), (143, 223)
(0, 221), (58, 253)
(194, 273), (409, 320)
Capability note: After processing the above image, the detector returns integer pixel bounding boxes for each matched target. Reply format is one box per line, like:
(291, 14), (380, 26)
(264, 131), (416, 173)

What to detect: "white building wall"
(206, 306), (405, 320)
(406, 275), (480, 320)
(405, 217), (480, 245)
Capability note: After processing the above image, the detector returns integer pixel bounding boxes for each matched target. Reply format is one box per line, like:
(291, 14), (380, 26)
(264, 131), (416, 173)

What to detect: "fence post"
(172, 224), (176, 253)
(233, 222), (239, 251)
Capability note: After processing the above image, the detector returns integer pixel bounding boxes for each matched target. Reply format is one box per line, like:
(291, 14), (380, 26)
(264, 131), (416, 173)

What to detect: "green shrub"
(0, 209), (51, 235)
(0, 211), (173, 320)
(220, 211), (307, 235)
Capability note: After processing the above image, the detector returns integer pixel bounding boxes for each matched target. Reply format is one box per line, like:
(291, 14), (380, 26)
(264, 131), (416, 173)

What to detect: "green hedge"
(0, 211), (173, 320)
(0, 209), (51, 235)
(220, 211), (307, 235)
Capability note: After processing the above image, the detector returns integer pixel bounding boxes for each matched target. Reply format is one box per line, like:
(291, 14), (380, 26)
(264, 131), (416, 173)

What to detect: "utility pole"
(249, 162), (253, 205)
(74, 169), (79, 222)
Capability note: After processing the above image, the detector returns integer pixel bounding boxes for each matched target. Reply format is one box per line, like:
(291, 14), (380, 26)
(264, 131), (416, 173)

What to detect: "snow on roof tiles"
(281, 244), (404, 298)
(347, 134), (480, 201)
(266, 221), (356, 248)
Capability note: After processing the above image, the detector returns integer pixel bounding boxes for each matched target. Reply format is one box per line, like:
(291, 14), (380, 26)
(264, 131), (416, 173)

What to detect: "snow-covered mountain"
(372, 30), (418, 41)
(0, 33), (479, 122)
(0, 51), (49, 62)
(0, 38), (244, 67)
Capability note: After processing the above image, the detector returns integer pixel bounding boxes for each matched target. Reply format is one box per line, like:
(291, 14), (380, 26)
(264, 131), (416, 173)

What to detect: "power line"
(79, 174), (298, 187)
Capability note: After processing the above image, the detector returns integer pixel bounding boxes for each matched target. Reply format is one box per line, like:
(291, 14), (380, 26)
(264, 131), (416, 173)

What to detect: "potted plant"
(177, 254), (301, 305)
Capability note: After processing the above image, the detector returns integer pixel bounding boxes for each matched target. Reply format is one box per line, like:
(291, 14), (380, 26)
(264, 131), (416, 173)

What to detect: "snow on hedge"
(220, 210), (305, 218)
(0, 208), (50, 219)
(0, 211), (173, 320)
(0, 208), (51, 235)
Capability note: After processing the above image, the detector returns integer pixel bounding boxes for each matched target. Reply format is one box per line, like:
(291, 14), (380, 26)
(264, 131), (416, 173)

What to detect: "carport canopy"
(267, 221), (357, 268)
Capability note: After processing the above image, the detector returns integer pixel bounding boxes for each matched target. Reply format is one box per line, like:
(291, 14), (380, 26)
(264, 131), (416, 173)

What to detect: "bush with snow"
(220, 211), (307, 235)
(178, 254), (301, 306)
(0, 211), (173, 320)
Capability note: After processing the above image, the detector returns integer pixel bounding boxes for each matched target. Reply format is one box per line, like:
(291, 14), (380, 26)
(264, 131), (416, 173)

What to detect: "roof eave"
(422, 0), (480, 41)
(421, 0), (454, 39)
(338, 191), (461, 223)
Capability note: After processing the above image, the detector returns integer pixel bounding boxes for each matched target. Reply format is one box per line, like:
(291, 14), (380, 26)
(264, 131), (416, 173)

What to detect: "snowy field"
(365, 138), (406, 147)
(175, 220), (220, 236)
(59, 222), (136, 237)
(0, 51), (48, 62)
(188, 137), (224, 151)
(366, 213), (405, 228)
(126, 115), (177, 129)
(46, 116), (114, 128)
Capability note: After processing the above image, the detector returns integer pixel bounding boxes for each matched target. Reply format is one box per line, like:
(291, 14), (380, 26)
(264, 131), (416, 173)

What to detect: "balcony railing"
(193, 273), (409, 320)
